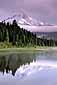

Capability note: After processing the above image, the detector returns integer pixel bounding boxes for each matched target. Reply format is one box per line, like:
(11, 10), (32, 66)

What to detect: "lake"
(0, 50), (57, 85)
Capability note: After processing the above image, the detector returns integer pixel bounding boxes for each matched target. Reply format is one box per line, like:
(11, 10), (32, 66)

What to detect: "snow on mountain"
(2, 12), (54, 26)
(18, 12), (38, 26)
(3, 14), (21, 23)
(38, 21), (44, 26)
(2, 12), (57, 32)
(2, 12), (38, 26)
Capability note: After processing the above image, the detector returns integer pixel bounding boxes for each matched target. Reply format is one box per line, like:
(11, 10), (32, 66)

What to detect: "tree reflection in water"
(0, 53), (36, 76)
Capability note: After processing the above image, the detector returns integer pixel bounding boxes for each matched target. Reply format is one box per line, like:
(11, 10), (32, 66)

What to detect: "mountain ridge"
(2, 12), (54, 26)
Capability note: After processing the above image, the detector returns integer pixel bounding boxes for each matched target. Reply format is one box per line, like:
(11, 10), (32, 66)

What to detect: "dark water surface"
(0, 50), (57, 85)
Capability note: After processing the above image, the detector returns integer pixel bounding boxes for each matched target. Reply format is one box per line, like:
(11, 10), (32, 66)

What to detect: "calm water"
(0, 50), (57, 85)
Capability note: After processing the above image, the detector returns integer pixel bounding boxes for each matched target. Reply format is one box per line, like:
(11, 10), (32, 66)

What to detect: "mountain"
(2, 12), (57, 33)
(1, 12), (57, 40)
(3, 12), (38, 26)
(3, 12), (54, 26)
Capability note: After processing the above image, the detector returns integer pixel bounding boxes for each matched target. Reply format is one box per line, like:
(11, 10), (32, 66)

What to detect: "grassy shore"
(0, 46), (56, 54)
(0, 46), (50, 53)
(0, 42), (57, 53)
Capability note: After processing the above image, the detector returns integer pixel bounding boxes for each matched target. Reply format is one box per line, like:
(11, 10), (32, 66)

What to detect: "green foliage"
(0, 19), (56, 48)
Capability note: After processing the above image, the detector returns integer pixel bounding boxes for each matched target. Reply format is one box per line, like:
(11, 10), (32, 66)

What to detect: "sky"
(24, 0), (57, 24)
(0, 0), (57, 24)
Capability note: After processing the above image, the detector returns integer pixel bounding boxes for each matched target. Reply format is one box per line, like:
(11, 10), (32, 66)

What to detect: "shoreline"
(0, 47), (56, 53)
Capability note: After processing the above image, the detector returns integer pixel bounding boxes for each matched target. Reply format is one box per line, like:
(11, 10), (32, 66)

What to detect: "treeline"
(0, 20), (57, 47)
(0, 20), (37, 47)
(36, 38), (57, 46)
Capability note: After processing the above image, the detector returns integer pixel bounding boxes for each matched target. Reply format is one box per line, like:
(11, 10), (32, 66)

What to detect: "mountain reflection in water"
(0, 53), (36, 76)
(0, 51), (57, 85)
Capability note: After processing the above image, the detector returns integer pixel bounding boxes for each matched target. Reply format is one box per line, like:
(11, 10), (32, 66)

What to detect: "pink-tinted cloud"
(20, 25), (57, 32)
(23, 0), (57, 24)
(24, 0), (56, 16)
(0, 0), (57, 24)
(0, 0), (24, 20)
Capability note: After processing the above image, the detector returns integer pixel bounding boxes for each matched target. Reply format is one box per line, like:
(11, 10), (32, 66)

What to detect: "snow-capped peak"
(2, 12), (54, 26)
(18, 12), (38, 26)
(2, 12), (38, 26)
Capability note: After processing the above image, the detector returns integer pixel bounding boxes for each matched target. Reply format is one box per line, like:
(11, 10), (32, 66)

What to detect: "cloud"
(0, 0), (57, 23)
(0, 0), (24, 20)
(0, 0), (24, 14)
(16, 0), (24, 13)
(0, 0), (16, 12)
(24, 0), (54, 15)
(23, 0), (57, 24)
